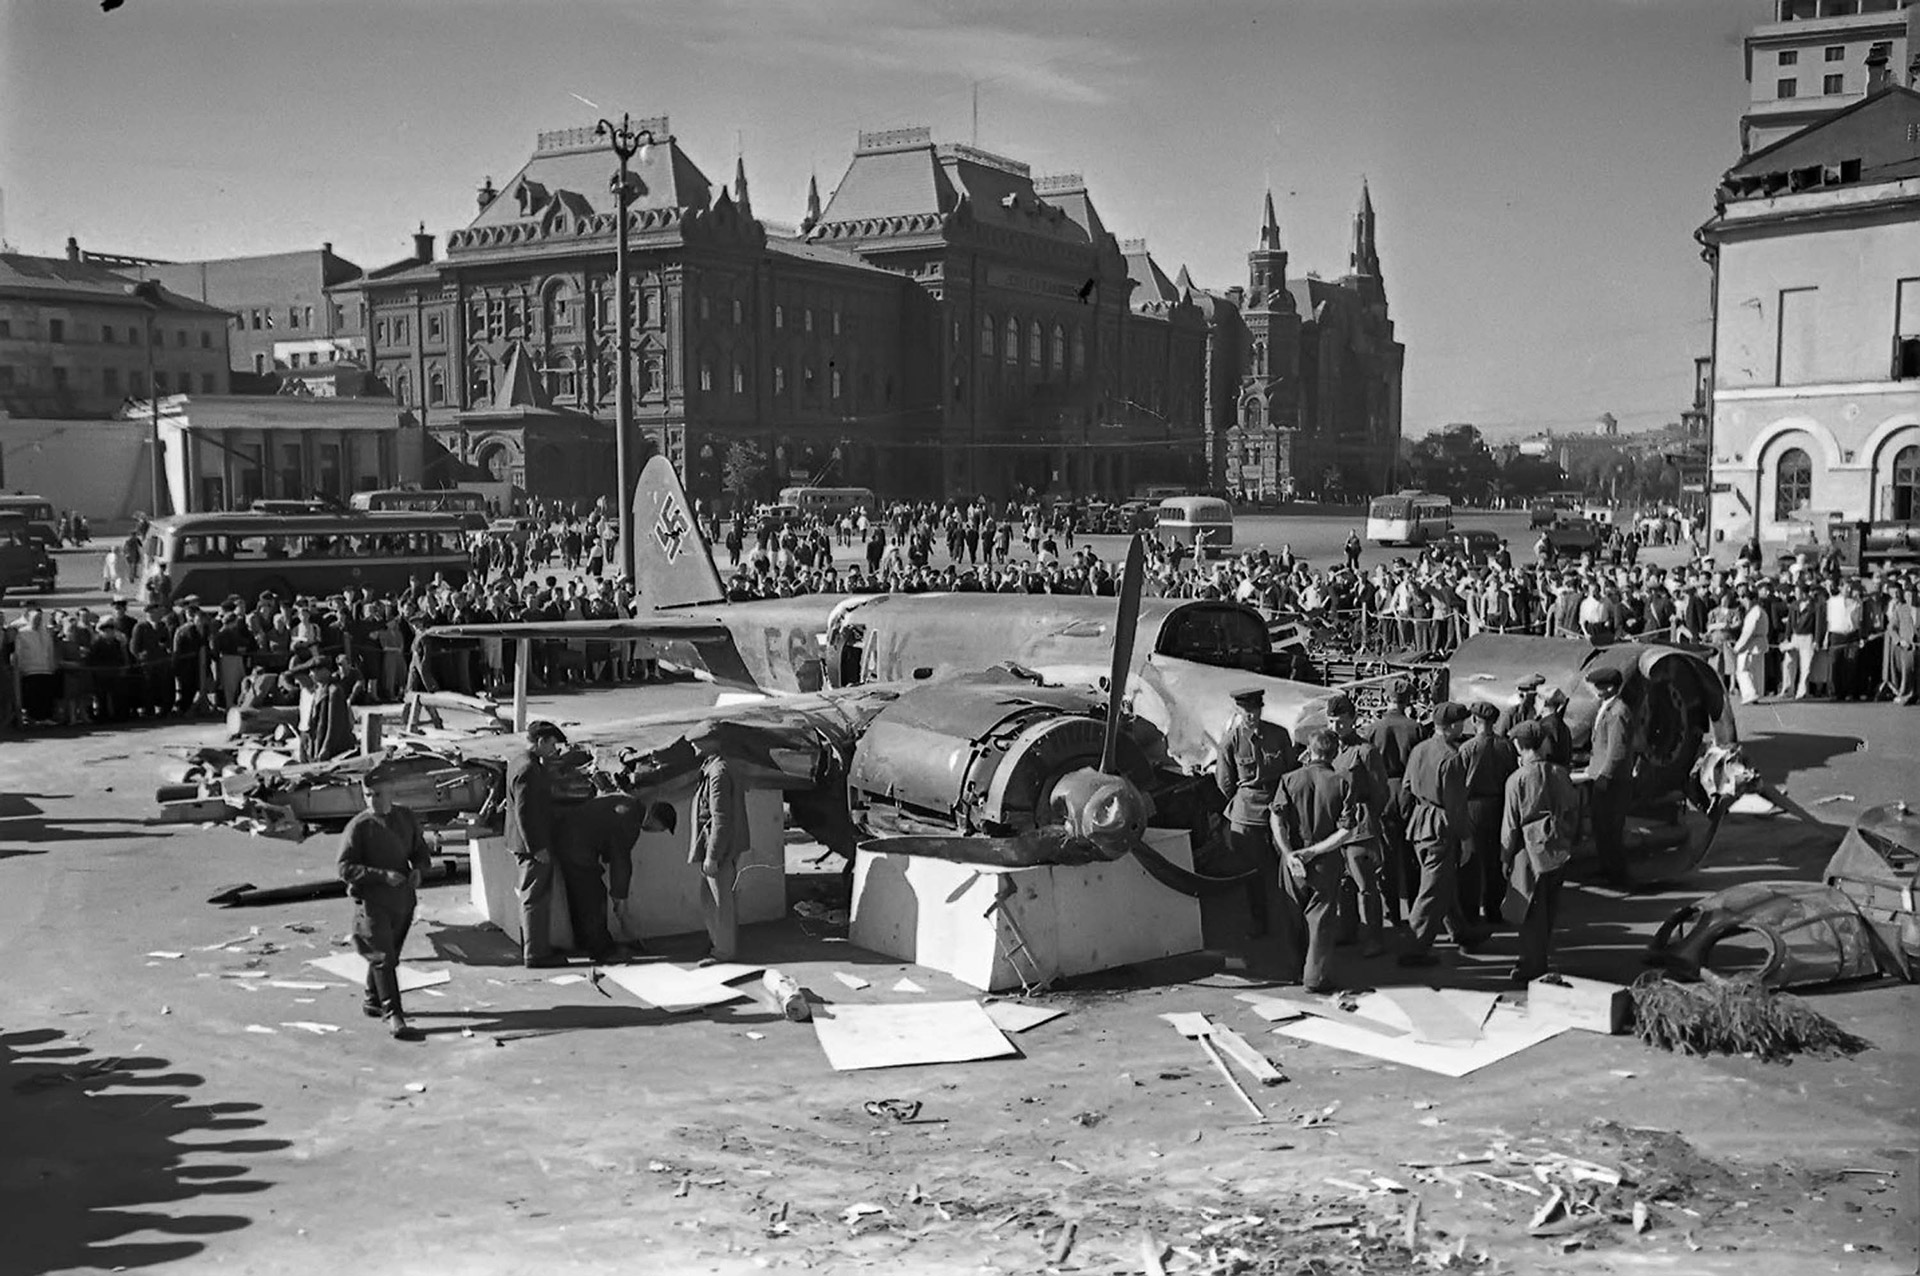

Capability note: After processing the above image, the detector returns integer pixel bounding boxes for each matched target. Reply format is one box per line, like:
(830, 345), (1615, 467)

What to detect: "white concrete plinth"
(849, 830), (1203, 992)
(470, 788), (787, 946)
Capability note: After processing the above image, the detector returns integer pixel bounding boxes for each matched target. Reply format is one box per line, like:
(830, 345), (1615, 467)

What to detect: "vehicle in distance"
(778, 486), (875, 520)
(1156, 496), (1234, 558)
(351, 488), (490, 530)
(1430, 529), (1503, 563)
(1366, 491), (1453, 546)
(142, 510), (472, 602)
(1539, 520), (1605, 557)
(0, 511), (57, 596)
(0, 494), (60, 549)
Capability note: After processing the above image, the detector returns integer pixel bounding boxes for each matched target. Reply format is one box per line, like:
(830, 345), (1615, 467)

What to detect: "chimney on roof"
(323, 241), (334, 255)
(1865, 43), (1893, 92)
(412, 222), (434, 262)
(477, 175), (498, 212)
(65, 235), (80, 262)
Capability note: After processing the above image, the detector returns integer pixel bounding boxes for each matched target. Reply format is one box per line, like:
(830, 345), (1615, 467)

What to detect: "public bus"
(777, 486), (875, 520)
(139, 510), (472, 603)
(350, 487), (491, 530)
(0, 494), (60, 548)
(1156, 495), (1235, 557)
(1365, 491), (1454, 546)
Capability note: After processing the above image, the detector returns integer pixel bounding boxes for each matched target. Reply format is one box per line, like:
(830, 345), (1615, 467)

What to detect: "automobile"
(1539, 521), (1604, 557)
(0, 511), (57, 596)
(1116, 500), (1158, 532)
(484, 516), (537, 540)
(1430, 529), (1504, 562)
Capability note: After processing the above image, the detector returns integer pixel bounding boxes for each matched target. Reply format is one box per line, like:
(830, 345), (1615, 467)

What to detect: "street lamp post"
(595, 112), (668, 585)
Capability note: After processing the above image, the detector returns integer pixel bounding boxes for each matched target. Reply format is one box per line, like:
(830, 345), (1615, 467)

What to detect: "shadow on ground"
(0, 1027), (290, 1274)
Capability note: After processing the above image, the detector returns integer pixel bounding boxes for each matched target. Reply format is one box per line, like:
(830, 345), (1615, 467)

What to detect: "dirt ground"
(2, 682), (1916, 1276)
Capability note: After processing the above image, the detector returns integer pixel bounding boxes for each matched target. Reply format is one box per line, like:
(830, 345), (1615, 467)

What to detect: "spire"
(732, 155), (752, 219)
(1350, 178), (1380, 277)
(1259, 188), (1281, 250)
(800, 172), (822, 234)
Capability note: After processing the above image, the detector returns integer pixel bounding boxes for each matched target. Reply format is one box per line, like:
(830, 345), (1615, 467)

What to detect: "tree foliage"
(722, 440), (767, 506)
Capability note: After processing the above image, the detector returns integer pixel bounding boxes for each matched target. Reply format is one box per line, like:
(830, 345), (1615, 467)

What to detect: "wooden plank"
(156, 797), (236, 824)
(1161, 1011), (1215, 1038)
(1527, 975), (1631, 1035)
(1211, 1024), (1287, 1086)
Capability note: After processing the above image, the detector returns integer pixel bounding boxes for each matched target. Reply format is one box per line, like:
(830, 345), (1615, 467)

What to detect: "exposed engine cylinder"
(846, 683), (1145, 841)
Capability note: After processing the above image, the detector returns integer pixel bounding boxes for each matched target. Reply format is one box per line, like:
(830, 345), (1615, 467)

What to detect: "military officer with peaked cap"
(1215, 686), (1300, 971)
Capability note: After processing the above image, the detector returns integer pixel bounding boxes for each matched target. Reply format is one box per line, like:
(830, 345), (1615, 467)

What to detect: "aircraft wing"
(421, 616), (754, 686)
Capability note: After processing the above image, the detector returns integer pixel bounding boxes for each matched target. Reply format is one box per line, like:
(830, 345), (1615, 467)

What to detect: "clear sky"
(1, 0), (1760, 439)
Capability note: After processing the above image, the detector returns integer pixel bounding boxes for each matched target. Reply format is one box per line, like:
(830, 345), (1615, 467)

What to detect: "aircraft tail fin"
(630, 453), (725, 609)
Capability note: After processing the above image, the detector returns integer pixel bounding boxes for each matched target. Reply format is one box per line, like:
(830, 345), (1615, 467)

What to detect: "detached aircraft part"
(1647, 802), (1920, 989)
(207, 857), (468, 908)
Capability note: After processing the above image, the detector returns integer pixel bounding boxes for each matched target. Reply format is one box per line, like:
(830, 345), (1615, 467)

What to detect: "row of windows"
(977, 314), (1087, 379)
(0, 364), (218, 395)
(1776, 73), (1848, 97)
(1776, 45), (1850, 66)
(1774, 445), (1920, 520)
(20, 317), (213, 349)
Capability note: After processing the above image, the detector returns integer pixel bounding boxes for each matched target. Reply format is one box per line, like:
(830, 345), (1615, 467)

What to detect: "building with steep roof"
(1700, 83), (1920, 547)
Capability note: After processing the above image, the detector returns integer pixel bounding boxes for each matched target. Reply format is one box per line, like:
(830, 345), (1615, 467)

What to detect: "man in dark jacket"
(1270, 730), (1360, 993)
(505, 720), (568, 967)
(1215, 686), (1299, 964)
(1459, 703), (1518, 926)
(1399, 702), (1486, 966)
(337, 764), (432, 1039)
(1500, 720), (1578, 985)
(1579, 666), (1635, 888)
(555, 795), (675, 963)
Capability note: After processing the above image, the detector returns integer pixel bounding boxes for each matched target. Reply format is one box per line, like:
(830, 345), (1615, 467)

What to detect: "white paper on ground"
(1276, 1002), (1567, 1077)
(983, 1002), (1067, 1034)
(306, 953), (452, 992)
(547, 974), (588, 986)
(813, 1001), (1016, 1072)
(1346, 989), (1498, 1038)
(890, 978), (927, 994)
(267, 980), (332, 991)
(279, 1021), (340, 1035)
(599, 964), (747, 1012)
(833, 972), (872, 991)
(692, 963), (766, 985)
(1372, 988), (1495, 1045)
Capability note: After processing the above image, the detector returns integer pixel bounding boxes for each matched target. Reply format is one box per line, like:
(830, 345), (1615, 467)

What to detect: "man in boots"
(337, 764), (432, 1040)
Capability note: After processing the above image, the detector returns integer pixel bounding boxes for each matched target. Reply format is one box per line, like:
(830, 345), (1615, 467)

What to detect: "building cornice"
(1714, 380), (1919, 402)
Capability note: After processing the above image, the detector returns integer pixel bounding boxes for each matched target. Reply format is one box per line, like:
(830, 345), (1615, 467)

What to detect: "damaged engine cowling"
(847, 677), (1152, 843)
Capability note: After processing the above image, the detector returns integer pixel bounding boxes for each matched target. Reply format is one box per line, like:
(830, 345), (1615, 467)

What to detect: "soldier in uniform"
(1579, 666), (1635, 888)
(1214, 686), (1299, 967)
(1500, 720), (1579, 984)
(554, 795), (676, 964)
(1398, 702), (1487, 967)
(1270, 730), (1360, 993)
(1324, 692), (1389, 957)
(1459, 702), (1518, 927)
(1494, 673), (1545, 738)
(1536, 686), (1574, 768)
(336, 763), (433, 1040)
(1365, 677), (1425, 918)
(506, 720), (569, 968)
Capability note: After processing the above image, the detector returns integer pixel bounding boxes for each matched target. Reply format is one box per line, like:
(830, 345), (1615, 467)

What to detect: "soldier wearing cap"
(1366, 676), (1425, 918)
(1495, 673), (1545, 738)
(1214, 686), (1299, 960)
(1398, 701), (1487, 966)
(555, 795), (677, 964)
(1458, 701), (1518, 927)
(1579, 665), (1634, 888)
(337, 762), (432, 1039)
(1536, 685), (1574, 768)
(1270, 729), (1364, 992)
(1500, 719), (1578, 984)
(1324, 691), (1389, 956)
(506, 720), (569, 967)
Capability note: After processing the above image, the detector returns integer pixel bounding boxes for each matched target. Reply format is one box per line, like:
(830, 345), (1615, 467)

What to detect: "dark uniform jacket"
(1536, 710), (1574, 768)
(1589, 695), (1633, 791)
(1459, 731), (1518, 802)
(1402, 735), (1473, 852)
(691, 753), (748, 871)
(337, 805), (432, 910)
(1493, 694), (1537, 738)
(504, 748), (557, 861)
(1332, 731), (1388, 827)
(1215, 712), (1297, 827)
(1366, 708), (1424, 781)
(1271, 761), (1353, 861)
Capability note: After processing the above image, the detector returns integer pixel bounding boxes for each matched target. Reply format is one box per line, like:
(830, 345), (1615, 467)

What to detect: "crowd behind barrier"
(5, 497), (1917, 734)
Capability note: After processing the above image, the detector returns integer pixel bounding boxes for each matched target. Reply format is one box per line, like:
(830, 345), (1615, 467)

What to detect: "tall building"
(1740, 0), (1917, 155)
(1700, 84), (1920, 546)
(0, 251), (232, 418)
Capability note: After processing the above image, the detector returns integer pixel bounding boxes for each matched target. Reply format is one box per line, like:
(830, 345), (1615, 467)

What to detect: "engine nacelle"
(846, 681), (1146, 841)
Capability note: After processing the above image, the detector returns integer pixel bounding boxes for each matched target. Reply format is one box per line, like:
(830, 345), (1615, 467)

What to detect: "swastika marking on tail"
(654, 497), (690, 563)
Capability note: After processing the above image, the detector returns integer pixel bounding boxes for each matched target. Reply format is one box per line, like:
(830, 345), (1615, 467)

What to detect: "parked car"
(1430, 529), (1504, 563)
(1540, 521), (1604, 557)
(0, 511), (58, 596)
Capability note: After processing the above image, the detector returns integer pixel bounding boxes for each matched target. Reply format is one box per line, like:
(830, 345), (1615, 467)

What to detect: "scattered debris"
(1049, 1220), (1077, 1264)
(982, 1001), (1067, 1034)
(146, 951), (184, 960)
(864, 1099), (923, 1123)
(1162, 1012), (1265, 1122)
(890, 977), (927, 994)
(279, 1021), (340, 1035)
(1632, 1200), (1651, 1233)
(1070, 1109), (1105, 1128)
(1631, 972), (1874, 1061)
(1811, 794), (1855, 805)
(243, 1024), (277, 1034)
(840, 1202), (885, 1226)
(403, 1081), (427, 1093)
(832, 971), (871, 990)
(547, 974), (588, 986)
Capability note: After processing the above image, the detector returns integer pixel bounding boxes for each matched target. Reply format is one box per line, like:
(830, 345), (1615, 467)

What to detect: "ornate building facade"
(347, 119), (1396, 507)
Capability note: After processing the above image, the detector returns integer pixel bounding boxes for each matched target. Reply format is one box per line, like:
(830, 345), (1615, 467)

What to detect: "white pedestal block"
(849, 830), (1203, 992)
(469, 788), (787, 946)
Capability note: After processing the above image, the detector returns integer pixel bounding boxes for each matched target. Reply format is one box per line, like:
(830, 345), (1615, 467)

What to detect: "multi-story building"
(1700, 82), (1920, 546)
(0, 250), (232, 418)
(1740, 0), (1917, 155)
(351, 118), (1400, 507)
(111, 240), (380, 379)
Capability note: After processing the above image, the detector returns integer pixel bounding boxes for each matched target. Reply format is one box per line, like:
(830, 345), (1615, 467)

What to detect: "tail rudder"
(631, 453), (725, 609)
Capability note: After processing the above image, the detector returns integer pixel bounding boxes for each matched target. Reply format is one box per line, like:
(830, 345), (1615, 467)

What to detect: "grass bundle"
(1630, 971), (1873, 1062)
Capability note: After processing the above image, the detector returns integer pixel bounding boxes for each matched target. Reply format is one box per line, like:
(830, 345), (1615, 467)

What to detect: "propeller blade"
(1100, 534), (1147, 775)
(1125, 841), (1262, 897)
(857, 830), (1105, 870)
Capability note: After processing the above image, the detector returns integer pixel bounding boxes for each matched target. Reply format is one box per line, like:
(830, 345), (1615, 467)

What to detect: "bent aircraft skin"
(417, 455), (1746, 887)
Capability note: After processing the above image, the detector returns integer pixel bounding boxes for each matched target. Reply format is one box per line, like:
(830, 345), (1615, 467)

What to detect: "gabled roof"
(469, 120), (713, 233)
(816, 133), (957, 224)
(1726, 85), (1920, 189)
(0, 253), (230, 315)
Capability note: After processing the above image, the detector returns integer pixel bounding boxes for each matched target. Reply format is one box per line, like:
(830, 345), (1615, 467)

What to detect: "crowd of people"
(6, 495), (1919, 735)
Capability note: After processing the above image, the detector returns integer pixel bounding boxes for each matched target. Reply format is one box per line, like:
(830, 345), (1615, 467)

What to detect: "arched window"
(980, 314), (994, 357)
(1051, 323), (1065, 374)
(545, 279), (577, 331)
(1244, 398), (1264, 430)
(428, 368), (446, 406)
(1004, 317), (1019, 365)
(1774, 447), (1812, 521)
(1028, 321), (1043, 366)
(1892, 444), (1920, 520)
(1071, 327), (1086, 379)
